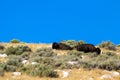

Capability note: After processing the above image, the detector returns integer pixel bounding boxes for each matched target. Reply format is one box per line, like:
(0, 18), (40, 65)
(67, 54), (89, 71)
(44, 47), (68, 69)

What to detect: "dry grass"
(0, 43), (51, 52)
(0, 58), (8, 63)
(0, 68), (120, 80)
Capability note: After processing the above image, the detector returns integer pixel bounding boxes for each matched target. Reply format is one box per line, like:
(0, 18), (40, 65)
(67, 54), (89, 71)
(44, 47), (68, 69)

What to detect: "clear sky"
(0, 0), (120, 45)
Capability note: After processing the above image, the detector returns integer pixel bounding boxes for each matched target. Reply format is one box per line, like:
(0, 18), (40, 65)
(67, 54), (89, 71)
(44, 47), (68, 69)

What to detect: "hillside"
(0, 42), (120, 80)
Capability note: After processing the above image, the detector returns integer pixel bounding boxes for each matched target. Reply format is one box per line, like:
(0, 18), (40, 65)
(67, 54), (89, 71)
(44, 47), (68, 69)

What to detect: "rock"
(62, 70), (71, 78)
(0, 54), (7, 58)
(111, 71), (120, 77)
(100, 74), (113, 79)
(22, 60), (29, 64)
(67, 61), (78, 65)
(88, 77), (94, 80)
(12, 72), (22, 77)
(31, 62), (38, 65)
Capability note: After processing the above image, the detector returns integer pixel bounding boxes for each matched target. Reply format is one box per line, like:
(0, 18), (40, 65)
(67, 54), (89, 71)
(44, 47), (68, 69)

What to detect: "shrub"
(6, 58), (22, 67)
(5, 46), (16, 55)
(20, 52), (30, 60)
(0, 62), (6, 69)
(20, 66), (29, 73)
(61, 40), (87, 47)
(78, 40), (87, 44)
(61, 40), (77, 47)
(8, 55), (22, 61)
(59, 63), (75, 69)
(10, 39), (20, 43)
(40, 57), (55, 66)
(0, 62), (6, 76)
(30, 56), (56, 67)
(117, 44), (120, 47)
(83, 52), (99, 58)
(30, 56), (42, 62)
(5, 55), (23, 72)
(80, 60), (96, 70)
(67, 50), (83, 57)
(19, 46), (31, 52)
(36, 48), (53, 53)
(5, 46), (31, 55)
(104, 52), (116, 56)
(28, 64), (59, 78)
(32, 48), (57, 57)
(5, 65), (16, 72)
(53, 55), (81, 69)
(108, 46), (116, 50)
(98, 60), (115, 71)
(98, 41), (116, 50)
(77, 52), (120, 70)
(96, 52), (120, 70)
(66, 40), (77, 47)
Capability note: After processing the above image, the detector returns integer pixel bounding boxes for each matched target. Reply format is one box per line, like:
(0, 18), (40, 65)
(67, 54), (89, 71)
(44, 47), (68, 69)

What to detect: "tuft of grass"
(10, 39), (20, 43)
(98, 41), (116, 50)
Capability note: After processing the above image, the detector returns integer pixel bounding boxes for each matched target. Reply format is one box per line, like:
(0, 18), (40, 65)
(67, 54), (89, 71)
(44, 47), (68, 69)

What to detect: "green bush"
(117, 44), (120, 47)
(67, 50), (83, 57)
(53, 55), (80, 69)
(19, 66), (30, 73)
(27, 64), (59, 78)
(59, 63), (71, 69)
(61, 40), (77, 47)
(66, 40), (77, 47)
(30, 56), (41, 62)
(80, 60), (97, 70)
(20, 52), (30, 60)
(36, 48), (53, 52)
(5, 46), (31, 55)
(10, 39), (20, 43)
(6, 58), (22, 67)
(5, 65), (16, 72)
(5, 55), (23, 72)
(61, 40), (87, 47)
(83, 52), (99, 58)
(0, 62), (6, 69)
(31, 48), (57, 57)
(8, 55), (22, 60)
(0, 62), (6, 76)
(77, 52), (120, 70)
(104, 52), (116, 56)
(5, 47), (16, 55)
(30, 57), (55, 66)
(98, 60), (115, 71)
(98, 41), (116, 50)
(96, 52), (120, 70)
(78, 40), (86, 44)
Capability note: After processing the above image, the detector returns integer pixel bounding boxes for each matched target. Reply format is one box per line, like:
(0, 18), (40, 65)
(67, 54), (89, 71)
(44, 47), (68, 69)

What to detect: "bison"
(74, 44), (101, 55)
(52, 42), (73, 50)
(0, 45), (4, 51)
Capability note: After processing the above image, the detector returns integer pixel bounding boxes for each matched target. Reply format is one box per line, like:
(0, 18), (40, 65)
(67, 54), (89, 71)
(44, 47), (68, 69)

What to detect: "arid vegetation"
(0, 39), (120, 80)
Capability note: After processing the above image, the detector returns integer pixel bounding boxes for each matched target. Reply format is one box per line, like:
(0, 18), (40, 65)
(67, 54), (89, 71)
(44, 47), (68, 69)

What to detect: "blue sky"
(0, 0), (120, 45)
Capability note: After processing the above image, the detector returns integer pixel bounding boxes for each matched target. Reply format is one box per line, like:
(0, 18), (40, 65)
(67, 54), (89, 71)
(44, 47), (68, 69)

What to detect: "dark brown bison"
(52, 42), (73, 50)
(0, 45), (4, 51)
(74, 44), (101, 55)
